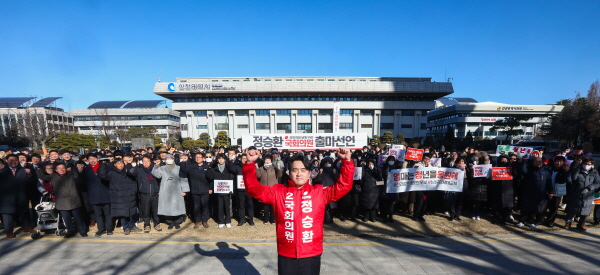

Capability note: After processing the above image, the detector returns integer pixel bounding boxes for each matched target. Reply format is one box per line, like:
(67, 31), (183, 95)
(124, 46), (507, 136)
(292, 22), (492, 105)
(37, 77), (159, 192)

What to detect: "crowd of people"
(0, 144), (599, 239)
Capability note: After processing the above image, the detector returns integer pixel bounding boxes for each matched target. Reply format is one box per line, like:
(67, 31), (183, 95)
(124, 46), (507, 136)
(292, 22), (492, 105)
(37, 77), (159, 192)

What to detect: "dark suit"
(0, 166), (37, 233)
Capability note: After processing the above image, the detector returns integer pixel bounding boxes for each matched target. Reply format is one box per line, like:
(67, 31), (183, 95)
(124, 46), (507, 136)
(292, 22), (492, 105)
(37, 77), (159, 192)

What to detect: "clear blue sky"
(1, 0), (599, 110)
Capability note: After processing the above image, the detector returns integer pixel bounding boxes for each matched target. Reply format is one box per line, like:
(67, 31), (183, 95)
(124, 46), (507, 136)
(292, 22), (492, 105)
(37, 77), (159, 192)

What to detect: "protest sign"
(237, 175), (245, 189)
(378, 155), (389, 167)
(473, 164), (493, 178)
(566, 160), (574, 167)
(430, 158), (442, 168)
(405, 148), (424, 161)
(491, 167), (513, 180)
(389, 147), (407, 161)
(242, 133), (367, 150)
(392, 144), (404, 149)
(214, 180), (233, 194)
(353, 167), (363, 180)
(594, 191), (600, 205)
(386, 167), (464, 193)
(496, 145), (534, 159)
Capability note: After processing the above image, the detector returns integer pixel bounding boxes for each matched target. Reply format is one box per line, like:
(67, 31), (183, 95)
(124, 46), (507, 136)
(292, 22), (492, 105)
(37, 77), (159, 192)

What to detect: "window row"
(173, 96), (438, 102)
(185, 109), (426, 117)
(74, 115), (180, 122)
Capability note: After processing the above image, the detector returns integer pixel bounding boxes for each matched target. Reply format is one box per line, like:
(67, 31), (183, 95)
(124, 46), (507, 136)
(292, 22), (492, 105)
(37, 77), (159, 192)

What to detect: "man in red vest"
(243, 146), (355, 275)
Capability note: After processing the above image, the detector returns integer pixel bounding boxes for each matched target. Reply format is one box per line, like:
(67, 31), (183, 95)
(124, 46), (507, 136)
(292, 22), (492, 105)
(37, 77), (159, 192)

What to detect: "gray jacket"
(152, 165), (190, 216)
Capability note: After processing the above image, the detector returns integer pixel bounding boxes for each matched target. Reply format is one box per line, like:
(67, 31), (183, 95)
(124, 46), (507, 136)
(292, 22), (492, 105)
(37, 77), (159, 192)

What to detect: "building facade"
(70, 100), (180, 143)
(154, 77), (453, 144)
(0, 97), (75, 137)
(427, 102), (564, 142)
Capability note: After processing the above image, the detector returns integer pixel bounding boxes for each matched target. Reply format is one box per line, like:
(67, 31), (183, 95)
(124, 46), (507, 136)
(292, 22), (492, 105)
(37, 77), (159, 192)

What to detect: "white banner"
(386, 167), (464, 193)
(237, 175), (245, 189)
(333, 101), (340, 133)
(473, 164), (493, 178)
(388, 146), (406, 161)
(496, 145), (534, 159)
(242, 133), (368, 150)
(214, 180), (233, 194)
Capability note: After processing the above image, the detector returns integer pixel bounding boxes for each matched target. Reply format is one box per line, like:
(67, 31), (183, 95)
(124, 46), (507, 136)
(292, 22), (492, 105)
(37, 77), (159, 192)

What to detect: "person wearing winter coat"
(517, 157), (554, 229)
(81, 153), (112, 236)
(443, 158), (469, 222)
(37, 162), (87, 238)
(0, 155), (37, 238)
(128, 155), (161, 233)
(489, 155), (514, 225)
(256, 155), (282, 224)
(228, 154), (255, 226)
(313, 158), (339, 224)
(152, 154), (190, 229)
(539, 156), (570, 227)
(360, 159), (382, 222)
(565, 158), (600, 231)
(242, 147), (354, 275)
(380, 156), (400, 223)
(180, 152), (212, 229)
(467, 151), (491, 221)
(108, 159), (140, 235)
(207, 154), (235, 228)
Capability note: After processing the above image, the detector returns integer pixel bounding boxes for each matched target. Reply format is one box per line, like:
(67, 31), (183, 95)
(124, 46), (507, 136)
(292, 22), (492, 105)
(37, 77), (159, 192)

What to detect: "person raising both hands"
(242, 146), (355, 275)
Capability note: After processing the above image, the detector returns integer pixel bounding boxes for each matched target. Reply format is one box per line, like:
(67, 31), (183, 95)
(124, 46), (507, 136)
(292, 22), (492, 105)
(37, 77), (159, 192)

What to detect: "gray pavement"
(1, 229), (599, 275)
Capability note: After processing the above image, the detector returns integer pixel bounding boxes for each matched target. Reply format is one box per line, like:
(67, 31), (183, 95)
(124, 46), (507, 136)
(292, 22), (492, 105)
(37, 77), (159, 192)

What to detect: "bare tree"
(5, 107), (61, 151)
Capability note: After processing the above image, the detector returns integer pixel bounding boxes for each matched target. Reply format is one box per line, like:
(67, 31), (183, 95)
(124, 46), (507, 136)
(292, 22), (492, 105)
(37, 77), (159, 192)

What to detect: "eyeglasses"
(289, 168), (309, 173)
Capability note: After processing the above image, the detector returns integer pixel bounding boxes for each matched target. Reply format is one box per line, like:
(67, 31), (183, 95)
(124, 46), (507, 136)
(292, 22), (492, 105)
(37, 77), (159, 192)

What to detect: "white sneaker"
(225, 223), (231, 228)
(444, 211), (449, 215)
(476, 216), (481, 221)
(218, 224), (225, 228)
(527, 223), (538, 229)
(509, 215), (515, 221)
(516, 222), (524, 228)
(472, 216), (477, 220)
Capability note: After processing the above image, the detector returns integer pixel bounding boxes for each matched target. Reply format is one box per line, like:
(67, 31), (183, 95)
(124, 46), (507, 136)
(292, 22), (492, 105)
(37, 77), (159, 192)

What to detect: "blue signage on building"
(167, 83), (176, 92)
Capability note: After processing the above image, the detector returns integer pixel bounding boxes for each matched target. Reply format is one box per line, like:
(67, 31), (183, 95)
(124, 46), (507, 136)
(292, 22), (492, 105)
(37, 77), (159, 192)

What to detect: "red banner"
(405, 148), (424, 161)
(491, 167), (513, 180)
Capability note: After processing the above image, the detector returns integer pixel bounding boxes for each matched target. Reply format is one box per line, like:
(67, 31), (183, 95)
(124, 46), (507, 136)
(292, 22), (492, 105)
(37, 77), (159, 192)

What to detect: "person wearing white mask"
(152, 154), (189, 230)
(359, 159), (382, 222)
(380, 156), (400, 223)
(564, 158), (600, 231)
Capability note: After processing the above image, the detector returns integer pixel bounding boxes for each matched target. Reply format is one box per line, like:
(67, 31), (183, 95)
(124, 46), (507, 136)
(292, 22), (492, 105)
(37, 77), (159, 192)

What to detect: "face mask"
(583, 165), (592, 171)
(264, 163), (272, 167)
(368, 165), (374, 170)
(388, 161), (395, 165)
(360, 162), (366, 167)
(206, 158), (212, 163)
(424, 150), (429, 154)
(85, 162), (89, 165)
(166, 159), (174, 165)
(358, 157), (362, 160)
(325, 164), (331, 168)
(319, 156), (323, 160)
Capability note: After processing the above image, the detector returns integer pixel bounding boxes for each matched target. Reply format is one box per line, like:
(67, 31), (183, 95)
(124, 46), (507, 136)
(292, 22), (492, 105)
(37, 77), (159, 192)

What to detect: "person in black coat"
(128, 155), (161, 233)
(108, 159), (139, 235)
(227, 153), (255, 226)
(37, 162), (88, 238)
(81, 153), (113, 236)
(517, 157), (554, 229)
(360, 159), (381, 222)
(380, 156), (400, 223)
(313, 158), (338, 224)
(489, 155), (514, 225)
(443, 158), (469, 222)
(0, 155), (37, 238)
(207, 154), (235, 228)
(180, 152), (213, 228)
(538, 156), (570, 227)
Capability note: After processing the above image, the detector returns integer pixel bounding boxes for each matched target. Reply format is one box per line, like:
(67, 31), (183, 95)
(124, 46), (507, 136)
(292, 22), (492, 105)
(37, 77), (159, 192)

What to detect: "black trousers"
(2, 214), (15, 234)
(139, 193), (159, 226)
(60, 207), (86, 234)
(520, 210), (538, 224)
(444, 192), (464, 219)
(278, 254), (321, 275)
(92, 203), (113, 232)
(192, 194), (210, 223)
(216, 195), (232, 224)
(539, 196), (561, 224)
(165, 215), (184, 226)
(237, 191), (254, 222)
(594, 205), (600, 222)
(263, 203), (275, 223)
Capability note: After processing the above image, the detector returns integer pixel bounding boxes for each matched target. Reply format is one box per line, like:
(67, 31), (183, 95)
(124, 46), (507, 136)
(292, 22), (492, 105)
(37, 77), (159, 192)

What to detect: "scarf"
(143, 164), (154, 181)
(218, 163), (225, 173)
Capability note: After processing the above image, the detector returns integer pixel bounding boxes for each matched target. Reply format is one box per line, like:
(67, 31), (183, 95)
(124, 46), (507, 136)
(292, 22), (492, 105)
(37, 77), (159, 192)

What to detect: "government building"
(154, 77), (454, 144)
(426, 100), (564, 142)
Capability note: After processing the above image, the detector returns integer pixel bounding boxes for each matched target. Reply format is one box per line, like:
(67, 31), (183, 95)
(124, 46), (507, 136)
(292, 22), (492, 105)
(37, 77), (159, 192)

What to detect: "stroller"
(31, 194), (66, 239)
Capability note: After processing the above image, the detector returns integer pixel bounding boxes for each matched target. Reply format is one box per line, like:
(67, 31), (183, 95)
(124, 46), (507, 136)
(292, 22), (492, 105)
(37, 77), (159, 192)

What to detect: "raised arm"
(243, 148), (275, 205)
(151, 161), (163, 179)
(324, 148), (355, 203)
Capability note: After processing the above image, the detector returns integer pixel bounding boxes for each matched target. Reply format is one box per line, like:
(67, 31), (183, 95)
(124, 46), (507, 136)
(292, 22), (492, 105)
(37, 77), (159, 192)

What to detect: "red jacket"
(242, 160), (355, 259)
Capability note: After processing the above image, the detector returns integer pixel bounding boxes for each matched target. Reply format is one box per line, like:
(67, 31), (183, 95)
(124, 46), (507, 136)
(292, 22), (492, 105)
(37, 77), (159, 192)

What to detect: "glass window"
(235, 110), (249, 116)
(401, 124), (413, 128)
(339, 123), (353, 129)
(256, 123), (270, 130)
(237, 124), (249, 129)
(277, 123), (291, 130)
(214, 110), (228, 116)
(276, 110), (291, 115)
(340, 110), (354, 116)
(360, 110), (373, 115)
(298, 123), (312, 130)
(381, 110), (395, 116)
(401, 110), (415, 116)
(256, 110), (270, 116)
(196, 125), (207, 129)
(361, 124), (372, 128)
(381, 123), (394, 129)
(421, 110), (428, 116)
(318, 123), (332, 130)
(193, 111), (207, 116)
(467, 123), (480, 127)
(420, 123), (427, 130)
(297, 110), (312, 116)
(318, 109), (333, 115)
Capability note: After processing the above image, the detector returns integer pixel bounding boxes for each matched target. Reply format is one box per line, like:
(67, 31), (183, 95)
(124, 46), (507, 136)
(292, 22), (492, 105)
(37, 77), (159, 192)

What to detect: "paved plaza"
(0, 228), (599, 275)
